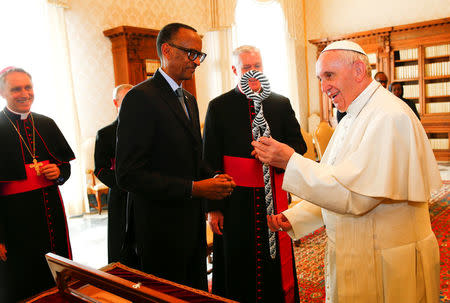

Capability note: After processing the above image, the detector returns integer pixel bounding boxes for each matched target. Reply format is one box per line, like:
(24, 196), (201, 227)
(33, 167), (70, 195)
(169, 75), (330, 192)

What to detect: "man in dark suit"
(94, 84), (136, 266)
(115, 23), (235, 291)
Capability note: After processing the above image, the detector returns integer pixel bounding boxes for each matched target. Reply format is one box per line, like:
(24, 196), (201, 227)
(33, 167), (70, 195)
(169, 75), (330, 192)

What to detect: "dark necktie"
(176, 88), (190, 120)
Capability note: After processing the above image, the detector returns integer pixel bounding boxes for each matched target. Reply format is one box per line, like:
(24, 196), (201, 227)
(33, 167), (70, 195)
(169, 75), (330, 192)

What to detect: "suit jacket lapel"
(152, 71), (201, 145)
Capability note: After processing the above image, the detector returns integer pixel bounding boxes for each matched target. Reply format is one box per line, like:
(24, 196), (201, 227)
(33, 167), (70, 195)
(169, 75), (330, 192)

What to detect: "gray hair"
(339, 50), (372, 78)
(0, 67), (32, 92)
(113, 84), (133, 100)
(232, 45), (261, 68)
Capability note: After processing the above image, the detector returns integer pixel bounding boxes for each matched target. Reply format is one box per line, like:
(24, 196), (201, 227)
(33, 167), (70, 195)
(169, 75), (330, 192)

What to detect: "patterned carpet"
(294, 184), (450, 302)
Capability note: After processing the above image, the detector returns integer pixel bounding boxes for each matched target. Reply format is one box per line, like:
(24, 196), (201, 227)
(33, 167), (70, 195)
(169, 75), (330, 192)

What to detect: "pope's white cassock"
(283, 80), (442, 303)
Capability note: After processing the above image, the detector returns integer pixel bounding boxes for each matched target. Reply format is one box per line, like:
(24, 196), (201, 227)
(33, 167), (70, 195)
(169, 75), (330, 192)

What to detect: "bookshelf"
(310, 18), (450, 160)
(423, 43), (450, 159)
(423, 43), (450, 114)
(391, 47), (420, 112)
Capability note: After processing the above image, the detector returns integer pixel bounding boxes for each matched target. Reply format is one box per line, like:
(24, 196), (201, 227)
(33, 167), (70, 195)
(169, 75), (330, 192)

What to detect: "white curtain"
(279, 0), (302, 121)
(279, 0), (299, 40)
(196, 0), (237, 122)
(280, 0), (310, 128)
(196, 28), (235, 122)
(0, 0), (84, 216)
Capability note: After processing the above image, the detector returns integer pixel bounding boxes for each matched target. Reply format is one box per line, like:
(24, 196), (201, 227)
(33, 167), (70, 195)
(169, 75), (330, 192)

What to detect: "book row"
(429, 138), (449, 150)
(398, 48), (418, 60)
(425, 44), (450, 58)
(426, 101), (450, 113)
(395, 65), (419, 80)
(403, 84), (419, 99)
(425, 61), (450, 77)
(426, 82), (450, 97)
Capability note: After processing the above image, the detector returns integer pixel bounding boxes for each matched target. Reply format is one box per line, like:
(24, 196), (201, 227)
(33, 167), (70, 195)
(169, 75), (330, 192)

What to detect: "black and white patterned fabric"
(240, 70), (277, 259)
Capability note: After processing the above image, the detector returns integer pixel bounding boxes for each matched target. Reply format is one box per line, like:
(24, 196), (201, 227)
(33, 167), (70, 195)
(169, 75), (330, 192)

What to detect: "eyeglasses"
(168, 43), (207, 63)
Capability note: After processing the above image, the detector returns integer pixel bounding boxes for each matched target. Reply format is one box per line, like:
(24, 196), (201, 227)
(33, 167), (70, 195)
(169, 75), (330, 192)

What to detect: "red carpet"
(294, 185), (450, 302)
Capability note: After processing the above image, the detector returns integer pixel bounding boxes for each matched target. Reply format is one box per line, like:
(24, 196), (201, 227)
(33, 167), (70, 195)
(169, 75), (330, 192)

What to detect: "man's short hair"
(374, 71), (387, 79)
(0, 67), (32, 92)
(232, 45), (261, 68)
(113, 84), (133, 100)
(156, 23), (197, 60)
(339, 51), (372, 78)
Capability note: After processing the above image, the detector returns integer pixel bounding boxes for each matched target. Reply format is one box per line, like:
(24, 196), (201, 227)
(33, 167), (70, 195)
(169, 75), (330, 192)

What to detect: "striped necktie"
(240, 70), (277, 259)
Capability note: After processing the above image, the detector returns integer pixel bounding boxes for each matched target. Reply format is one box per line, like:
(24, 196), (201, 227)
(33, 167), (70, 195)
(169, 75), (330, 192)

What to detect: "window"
(0, 0), (52, 114)
(233, 0), (291, 98)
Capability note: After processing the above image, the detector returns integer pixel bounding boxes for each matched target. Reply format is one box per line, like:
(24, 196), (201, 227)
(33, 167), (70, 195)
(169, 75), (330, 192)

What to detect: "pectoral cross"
(29, 158), (43, 176)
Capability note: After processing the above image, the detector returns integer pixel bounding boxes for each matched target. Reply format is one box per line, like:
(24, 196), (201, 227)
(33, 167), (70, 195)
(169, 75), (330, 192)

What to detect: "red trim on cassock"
(222, 155), (296, 303)
(272, 167), (296, 303)
(95, 168), (104, 178)
(56, 187), (73, 259)
(0, 160), (54, 196)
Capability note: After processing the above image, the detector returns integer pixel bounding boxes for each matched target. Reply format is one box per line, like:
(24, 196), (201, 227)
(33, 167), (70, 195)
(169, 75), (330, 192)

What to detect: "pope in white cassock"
(251, 40), (442, 303)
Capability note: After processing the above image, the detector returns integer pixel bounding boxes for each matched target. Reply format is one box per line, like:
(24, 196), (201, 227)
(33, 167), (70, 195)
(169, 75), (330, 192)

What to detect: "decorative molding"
(378, 34), (391, 53)
(309, 17), (450, 47)
(103, 26), (159, 39)
(47, 0), (70, 8)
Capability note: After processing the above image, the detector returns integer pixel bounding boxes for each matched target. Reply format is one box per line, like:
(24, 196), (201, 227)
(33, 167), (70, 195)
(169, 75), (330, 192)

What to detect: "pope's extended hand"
(0, 243), (7, 261)
(207, 210), (224, 235)
(251, 137), (294, 170)
(267, 213), (292, 232)
(40, 164), (60, 180)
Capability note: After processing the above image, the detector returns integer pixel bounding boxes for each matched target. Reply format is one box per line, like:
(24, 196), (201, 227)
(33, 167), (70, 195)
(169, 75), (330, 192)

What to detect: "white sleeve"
(283, 153), (382, 216)
(283, 200), (323, 240)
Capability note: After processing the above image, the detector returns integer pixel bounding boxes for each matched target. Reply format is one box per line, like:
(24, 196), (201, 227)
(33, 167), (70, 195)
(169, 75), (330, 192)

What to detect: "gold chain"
(2, 109), (36, 160)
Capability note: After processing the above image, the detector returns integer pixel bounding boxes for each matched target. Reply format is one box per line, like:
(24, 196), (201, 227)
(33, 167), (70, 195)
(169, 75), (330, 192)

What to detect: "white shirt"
(158, 67), (181, 92)
(158, 68), (189, 118)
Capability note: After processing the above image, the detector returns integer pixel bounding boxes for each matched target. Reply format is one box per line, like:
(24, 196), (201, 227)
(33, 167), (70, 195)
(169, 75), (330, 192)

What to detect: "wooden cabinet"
(310, 17), (450, 161)
(103, 26), (197, 97)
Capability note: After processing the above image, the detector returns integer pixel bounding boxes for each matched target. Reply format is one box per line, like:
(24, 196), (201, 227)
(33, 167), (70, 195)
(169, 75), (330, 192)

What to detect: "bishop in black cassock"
(204, 46), (306, 302)
(204, 86), (306, 303)
(0, 68), (74, 302)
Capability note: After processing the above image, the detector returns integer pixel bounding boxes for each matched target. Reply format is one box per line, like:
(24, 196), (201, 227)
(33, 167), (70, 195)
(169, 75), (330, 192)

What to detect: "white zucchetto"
(322, 40), (367, 56)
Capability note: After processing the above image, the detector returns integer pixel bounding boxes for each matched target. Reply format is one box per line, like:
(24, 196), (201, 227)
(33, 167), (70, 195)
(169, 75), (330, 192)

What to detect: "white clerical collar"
(158, 68), (182, 92)
(345, 80), (380, 119)
(6, 106), (29, 120)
